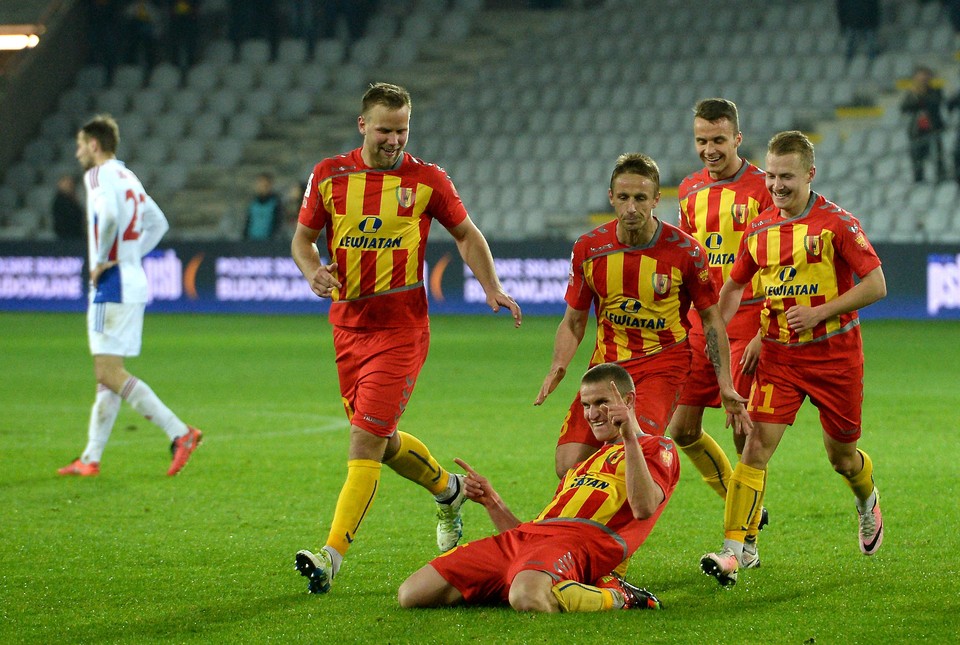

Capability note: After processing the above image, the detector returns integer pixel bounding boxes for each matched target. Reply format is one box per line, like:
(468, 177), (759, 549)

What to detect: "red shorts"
(677, 331), (755, 408)
(429, 522), (624, 605)
(557, 345), (691, 449)
(748, 351), (863, 442)
(333, 325), (430, 436)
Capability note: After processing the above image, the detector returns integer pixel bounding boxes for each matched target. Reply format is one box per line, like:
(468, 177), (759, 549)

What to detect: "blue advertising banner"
(1, 240), (957, 319)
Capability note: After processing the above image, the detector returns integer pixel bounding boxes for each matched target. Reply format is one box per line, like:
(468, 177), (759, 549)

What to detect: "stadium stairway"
(162, 6), (559, 240)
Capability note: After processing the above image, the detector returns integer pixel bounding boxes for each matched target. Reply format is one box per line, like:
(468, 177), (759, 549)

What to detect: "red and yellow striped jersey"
(731, 193), (882, 358)
(678, 160), (773, 338)
(298, 148), (467, 327)
(530, 434), (679, 557)
(566, 219), (717, 364)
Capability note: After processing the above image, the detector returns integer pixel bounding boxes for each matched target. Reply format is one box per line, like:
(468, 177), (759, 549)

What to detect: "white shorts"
(87, 300), (145, 356)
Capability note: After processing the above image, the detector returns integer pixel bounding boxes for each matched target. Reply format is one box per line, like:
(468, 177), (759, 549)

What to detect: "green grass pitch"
(2, 312), (958, 643)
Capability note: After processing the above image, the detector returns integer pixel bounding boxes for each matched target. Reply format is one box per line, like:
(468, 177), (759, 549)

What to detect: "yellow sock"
(724, 462), (765, 543)
(745, 465), (768, 541)
(551, 581), (618, 612)
(844, 449), (875, 501)
(325, 459), (381, 556)
(678, 431), (732, 499)
(383, 431), (449, 496)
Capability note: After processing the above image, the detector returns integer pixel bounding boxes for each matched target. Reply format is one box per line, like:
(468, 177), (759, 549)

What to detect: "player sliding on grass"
(700, 131), (887, 587)
(291, 82), (521, 595)
(57, 115), (202, 478)
(399, 363), (677, 613)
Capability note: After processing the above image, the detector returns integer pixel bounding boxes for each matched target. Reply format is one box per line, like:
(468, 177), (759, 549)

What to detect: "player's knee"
(508, 587), (551, 613)
(397, 580), (418, 608)
(669, 422), (702, 446)
(828, 452), (859, 478)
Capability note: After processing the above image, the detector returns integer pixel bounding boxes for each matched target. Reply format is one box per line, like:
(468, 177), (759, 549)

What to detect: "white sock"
(120, 377), (188, 441)
(434, 473), (460, 503)
(722, 538), (745, 563)
(856, 489), (877, 514)
(81, 384), (121, 463)
(324, 545), (343, 577)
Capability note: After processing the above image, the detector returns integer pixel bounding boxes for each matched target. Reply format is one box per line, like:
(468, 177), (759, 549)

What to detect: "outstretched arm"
(535, 306), (588, 405)
(453, 458), (521, 533)
(448, 217), (522, 327)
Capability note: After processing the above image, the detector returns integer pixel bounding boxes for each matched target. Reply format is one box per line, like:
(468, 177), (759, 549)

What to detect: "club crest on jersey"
(652, 273), (671, 295)
(779, 266), (797, 282)
(731, 204), (748, 224)
(358, 216), (383, 234)
(620, 298), (643, 314)
(660, 449), (674, 468)
(396, 186), (415, 208)
(705, 233), (723, 249)
(854, 232), (868, 249)
(804, 235), (822, 256)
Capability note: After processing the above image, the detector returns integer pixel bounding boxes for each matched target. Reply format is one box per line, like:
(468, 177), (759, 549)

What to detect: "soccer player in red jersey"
(669, 99), (774, 568)
(701, 131), (887, 587)
(535, 153), (751, 481)
(291, 83), (522, 594)
(399, 363), (677, 612)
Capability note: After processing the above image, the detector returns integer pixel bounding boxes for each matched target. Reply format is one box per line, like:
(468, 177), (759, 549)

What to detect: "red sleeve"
(640, 436), (680, 499)
(297, 163), (328, 230)
(424, 162), (468, 229)
(685, 238), (720, 311)
(563, 241), (593, 311)
(835, 216), (882, 278)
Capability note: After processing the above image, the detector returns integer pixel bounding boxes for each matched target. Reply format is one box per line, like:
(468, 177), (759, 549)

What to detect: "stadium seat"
(152, 113), (189, 140)
(204, 39), (235, 65)
(277, 89), (314, 120)
(349, 37), (384, 67)
(239, 39), (272, 65)
(206, 89), (240, 117)
(149, 63), (182, 91)
(227, 113), (261, 140)
(189, 114), (224, 140)
(112, 64), (145, 90)
(172, 139), (207, 165)
(242, 89), (277, 117)
(168, 88), (204, 116)
(131, 90), (166, 117)
(186, 63), (221, 92)
(94, 88), (129, 115)
(277, 38), (308, 65)
(313, 38), (346, 66)
(133, 139), (170, 165)
(58, 88), (91, 118)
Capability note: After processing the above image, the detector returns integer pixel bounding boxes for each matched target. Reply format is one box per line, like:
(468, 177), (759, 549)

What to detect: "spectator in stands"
(229, 0), (281, 60)
(835, 0), (881, 60)
(166, 0), (200, 85)
(947, 87), (960, 184)
(284, 180), (307, 237)
(122, 0), (163, 86)
(901, 65), (947, 183)
(87, 0), (121, 85)
(52, 174), (86, 240)
(318, 0), (374, 45)
(244, 172), (284, 241)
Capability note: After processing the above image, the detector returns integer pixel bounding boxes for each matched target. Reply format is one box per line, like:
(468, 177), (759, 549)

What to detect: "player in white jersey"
(57, 114), (202, 477)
